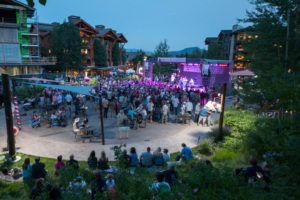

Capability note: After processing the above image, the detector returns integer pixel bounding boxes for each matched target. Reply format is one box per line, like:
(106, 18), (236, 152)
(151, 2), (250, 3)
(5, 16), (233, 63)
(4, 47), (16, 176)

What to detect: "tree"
(204, 41), (225, 59)
(132, 50), (145, 70)
(26, 0), (46, 7)
(94, 39), (107, 67)
(112, 42), (120, 66)
(154, 39), (169, 57)
(50, 22), (82, 71)
(122, 49), (127, 65)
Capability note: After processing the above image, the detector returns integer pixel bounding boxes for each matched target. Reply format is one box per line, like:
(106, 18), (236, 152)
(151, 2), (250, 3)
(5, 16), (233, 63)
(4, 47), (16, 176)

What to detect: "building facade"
(0, 0), (56, 75)
(34, 16), (128, 68)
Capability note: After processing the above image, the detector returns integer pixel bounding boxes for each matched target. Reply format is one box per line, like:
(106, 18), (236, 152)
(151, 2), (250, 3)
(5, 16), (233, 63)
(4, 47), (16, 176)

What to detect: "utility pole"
(98, 96), (105, 145)
(219, 83), (227, 139)
(2, 74), (16, 159)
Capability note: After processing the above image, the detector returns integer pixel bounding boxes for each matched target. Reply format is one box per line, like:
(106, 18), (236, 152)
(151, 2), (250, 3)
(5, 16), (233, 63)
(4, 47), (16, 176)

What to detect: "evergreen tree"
(50, 22), (82, 71)
(122, 49), (127, 65)
(112, 42), (120, 66)
(94, 39), (107, 67)
(154, 39), (169, 57)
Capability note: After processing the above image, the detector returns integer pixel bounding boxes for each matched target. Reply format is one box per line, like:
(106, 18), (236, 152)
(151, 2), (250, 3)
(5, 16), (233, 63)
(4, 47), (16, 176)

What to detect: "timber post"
(2, 74), (16, 158)
(219, 83), (227, 140)
(98, 95), (105, 145)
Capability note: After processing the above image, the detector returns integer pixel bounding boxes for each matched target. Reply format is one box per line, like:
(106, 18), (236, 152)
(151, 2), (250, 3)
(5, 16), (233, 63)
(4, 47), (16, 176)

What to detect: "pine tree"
(112, 42), (120, 66)
(94, 39), (107, 67)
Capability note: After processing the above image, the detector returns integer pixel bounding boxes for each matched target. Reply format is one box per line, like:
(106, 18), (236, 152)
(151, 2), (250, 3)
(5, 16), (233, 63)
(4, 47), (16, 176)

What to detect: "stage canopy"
(229, 70), (255, 76)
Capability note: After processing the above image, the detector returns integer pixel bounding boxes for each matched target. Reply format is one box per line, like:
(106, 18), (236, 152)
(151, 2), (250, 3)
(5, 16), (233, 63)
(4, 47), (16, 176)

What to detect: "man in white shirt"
(186, 100), (193, 115)
(161, 103), (168, 124)
(147, 101), (154, 123)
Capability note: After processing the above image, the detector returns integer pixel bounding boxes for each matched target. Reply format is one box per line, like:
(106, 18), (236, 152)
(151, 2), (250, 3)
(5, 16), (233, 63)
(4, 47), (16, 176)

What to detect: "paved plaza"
(0, 98), (232, 161)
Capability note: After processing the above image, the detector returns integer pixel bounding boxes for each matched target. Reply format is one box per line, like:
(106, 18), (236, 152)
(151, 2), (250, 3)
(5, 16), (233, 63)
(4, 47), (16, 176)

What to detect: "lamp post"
(98, 94), (105, 145)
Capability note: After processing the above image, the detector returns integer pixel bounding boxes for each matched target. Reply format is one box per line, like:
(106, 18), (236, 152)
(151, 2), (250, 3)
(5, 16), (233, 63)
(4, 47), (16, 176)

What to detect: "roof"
(97, 28), (118, 39)
(1, 0), (35, 18)
(205, 37), (218, 45)
(117, 33), (128, 43)
(74, 19), (98, 34)
(231, 26), (255, 35)
(34, 23), (59, 31)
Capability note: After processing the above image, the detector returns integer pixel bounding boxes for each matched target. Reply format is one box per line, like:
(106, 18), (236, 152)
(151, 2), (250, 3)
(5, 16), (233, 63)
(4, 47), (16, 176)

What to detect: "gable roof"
(97, 28), (118, 40)
(117, 33), (128, 43)
(205, 37), (218, 45)
(73, 19), (98, 34)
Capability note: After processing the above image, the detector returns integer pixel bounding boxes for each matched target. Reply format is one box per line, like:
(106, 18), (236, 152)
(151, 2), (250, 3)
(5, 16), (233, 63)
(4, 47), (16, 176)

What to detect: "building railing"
(0, 56), (57, 65)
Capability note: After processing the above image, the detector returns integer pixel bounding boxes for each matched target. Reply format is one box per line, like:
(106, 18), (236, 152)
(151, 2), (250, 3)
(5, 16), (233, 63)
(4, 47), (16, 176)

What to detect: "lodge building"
(31, 15), (128, 68)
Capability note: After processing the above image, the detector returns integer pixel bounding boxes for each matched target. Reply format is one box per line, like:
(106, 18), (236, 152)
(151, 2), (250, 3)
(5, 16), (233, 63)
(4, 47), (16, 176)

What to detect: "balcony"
(0, 56), (57, 66)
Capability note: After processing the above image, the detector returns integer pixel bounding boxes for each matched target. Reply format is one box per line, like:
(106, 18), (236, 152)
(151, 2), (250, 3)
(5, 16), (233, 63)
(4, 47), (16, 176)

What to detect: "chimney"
(95, 25), (105, 32)
(68, 15), (80, 23)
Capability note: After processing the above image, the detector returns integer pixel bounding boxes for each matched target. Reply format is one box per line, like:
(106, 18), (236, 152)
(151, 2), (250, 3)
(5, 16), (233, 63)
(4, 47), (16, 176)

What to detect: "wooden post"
(2, 74), (16, 158)
(98, 96), (105, 145)
(219, 83), (227, 139)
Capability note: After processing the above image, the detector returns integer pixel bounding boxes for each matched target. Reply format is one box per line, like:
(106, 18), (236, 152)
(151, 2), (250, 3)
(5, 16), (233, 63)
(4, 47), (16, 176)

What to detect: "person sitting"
(106, 174), (115, 188)
(162, 163), (178, 185)
(140, 147), (153, 167)
(176, 143), (193, 161)
(32, 111), (40, 124)
(22, 157), (32, 179)
(98, 151), (110, 170)
(54, 155), (65, 176)
(30, 178), (45, 199)
(129, 147), (139, 167)
(91, 172), (106, 198)
(88, 151), (98, 169)
(153, 147), (164, 166)
(150, 171), (171, 194)
(163, 149), (170, 163)
(66, 154), (79, 169)
(69, 176), (87, 195)
(32, 157), (47, 179)
(237, 157), (265, 184)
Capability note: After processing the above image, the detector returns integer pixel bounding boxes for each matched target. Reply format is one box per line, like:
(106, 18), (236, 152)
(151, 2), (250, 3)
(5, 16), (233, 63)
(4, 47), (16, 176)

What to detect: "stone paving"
(0, 97), (233, 161)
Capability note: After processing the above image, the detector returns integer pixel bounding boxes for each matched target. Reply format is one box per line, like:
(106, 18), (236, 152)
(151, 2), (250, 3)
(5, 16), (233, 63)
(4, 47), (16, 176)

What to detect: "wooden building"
(33, 16), (128, 68)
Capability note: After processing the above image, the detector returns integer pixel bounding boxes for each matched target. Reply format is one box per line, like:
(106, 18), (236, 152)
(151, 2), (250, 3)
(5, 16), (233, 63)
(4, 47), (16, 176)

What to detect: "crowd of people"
(0, 141), (272, 199)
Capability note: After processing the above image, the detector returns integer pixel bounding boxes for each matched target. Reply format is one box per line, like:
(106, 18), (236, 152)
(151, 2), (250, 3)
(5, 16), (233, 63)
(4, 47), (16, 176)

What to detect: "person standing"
(147, 100), (154, 123)
(198, 107), (208, 126)
(161, 103), (168, 124)
(172, 96), (179, 115)
(102, 98), (109, 118)
(194, 102), (201, 125)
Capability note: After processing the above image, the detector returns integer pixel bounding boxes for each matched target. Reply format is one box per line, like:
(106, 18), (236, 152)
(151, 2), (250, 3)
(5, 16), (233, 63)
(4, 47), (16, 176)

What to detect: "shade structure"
(126, 68), (135, 74)
(26, 83), (94, 96)
(229, 70), (255, 76)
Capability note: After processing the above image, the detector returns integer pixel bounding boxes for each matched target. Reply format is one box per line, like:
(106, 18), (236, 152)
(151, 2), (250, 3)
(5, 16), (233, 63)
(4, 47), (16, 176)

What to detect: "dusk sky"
(22, 0), (253, 51)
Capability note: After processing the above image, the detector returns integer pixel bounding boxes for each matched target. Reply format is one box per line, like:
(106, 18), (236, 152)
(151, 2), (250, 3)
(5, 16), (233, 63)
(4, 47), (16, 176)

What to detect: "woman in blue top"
(22, 157), (32, 179)
(129, 147), (139, 167)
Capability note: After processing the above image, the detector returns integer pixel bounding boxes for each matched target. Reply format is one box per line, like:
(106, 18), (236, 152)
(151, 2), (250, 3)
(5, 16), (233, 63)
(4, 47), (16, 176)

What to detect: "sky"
(21, 0), (254, 51)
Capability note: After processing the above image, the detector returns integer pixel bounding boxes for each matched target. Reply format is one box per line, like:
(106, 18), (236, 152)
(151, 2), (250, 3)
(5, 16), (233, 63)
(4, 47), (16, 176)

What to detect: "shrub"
(209, 126), (231, 142)
(197, 140), (213, 155)
(212, 149), (237, 162)
(16, 86), (45, 100)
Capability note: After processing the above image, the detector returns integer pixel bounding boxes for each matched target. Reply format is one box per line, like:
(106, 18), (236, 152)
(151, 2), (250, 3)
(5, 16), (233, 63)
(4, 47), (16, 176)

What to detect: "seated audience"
(22, 157), (32, 179)
(69, 176), (87, 195)
(176, 143), (193, 161)
(140, 147), (153, 167)
(129, 147), (139, 167)
(98, 151), (110, 170)
(150, 172), (171, 194)
(54, 155), (65, 176)
(162, 163), (178, 185)
(153, 147), (164, 166)
(91, 172), (106, 198)
(32, 157), (47, 179)
(30, 178), (45, 199)
(106, 174), (115, 188)
(88, 151), (98, 169)
(66, 154), (79, 169)
(163, 149), (170, 163)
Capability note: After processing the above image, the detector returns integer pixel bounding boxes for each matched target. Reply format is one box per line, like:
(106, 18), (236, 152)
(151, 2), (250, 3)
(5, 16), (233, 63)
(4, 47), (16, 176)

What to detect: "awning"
(230, 70), (255, 76)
